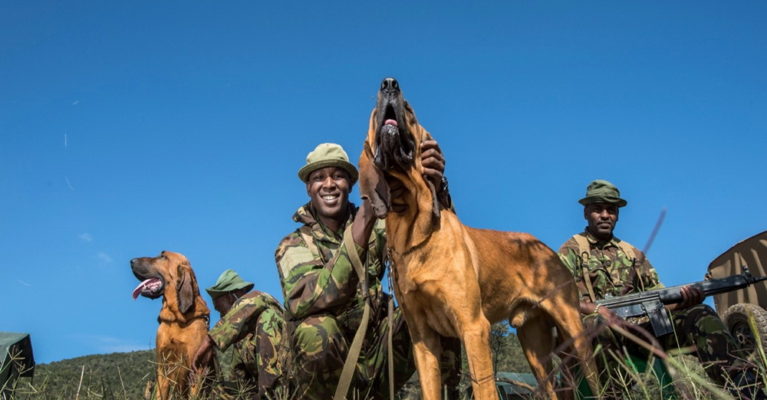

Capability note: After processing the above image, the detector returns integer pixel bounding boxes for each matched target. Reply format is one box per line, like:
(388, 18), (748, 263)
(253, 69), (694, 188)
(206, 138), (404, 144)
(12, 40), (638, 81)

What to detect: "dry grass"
(4, 313), (766, 399)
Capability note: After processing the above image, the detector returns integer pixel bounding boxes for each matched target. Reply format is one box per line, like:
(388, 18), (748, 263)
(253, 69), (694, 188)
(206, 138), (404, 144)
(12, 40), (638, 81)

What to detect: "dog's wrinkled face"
(374, 77), (417, 172)
(131, 250), (198, 314)
(131, 252), (168, 300)
(130, 251), (199, 314)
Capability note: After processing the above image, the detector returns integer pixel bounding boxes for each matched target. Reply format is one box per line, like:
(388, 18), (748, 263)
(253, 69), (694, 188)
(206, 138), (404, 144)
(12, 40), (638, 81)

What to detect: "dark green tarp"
(0, 332), (34, 395)
(495, 372), (537, 398)
(464, 372), (537, 399)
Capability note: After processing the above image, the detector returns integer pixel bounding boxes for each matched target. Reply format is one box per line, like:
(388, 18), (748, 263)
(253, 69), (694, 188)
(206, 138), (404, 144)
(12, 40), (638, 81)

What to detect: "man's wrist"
(437, 176), (452, 209)
(438, 176), (448, 193)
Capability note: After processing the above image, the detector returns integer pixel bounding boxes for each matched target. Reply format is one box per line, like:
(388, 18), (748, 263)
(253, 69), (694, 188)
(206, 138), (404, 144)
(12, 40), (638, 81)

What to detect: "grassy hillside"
(11, 350), (155, 400)
(4, 327), (530, 399)
(10, 322), (749, 400)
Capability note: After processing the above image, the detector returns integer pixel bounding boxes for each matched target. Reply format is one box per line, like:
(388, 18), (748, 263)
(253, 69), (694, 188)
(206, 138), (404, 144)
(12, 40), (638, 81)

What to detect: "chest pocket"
(572, 235), (639, 301)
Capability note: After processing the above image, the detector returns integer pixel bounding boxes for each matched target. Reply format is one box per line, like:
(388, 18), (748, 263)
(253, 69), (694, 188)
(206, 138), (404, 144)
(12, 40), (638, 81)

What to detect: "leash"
(386, 253), (395, 400)
(333, 225), (372, 400)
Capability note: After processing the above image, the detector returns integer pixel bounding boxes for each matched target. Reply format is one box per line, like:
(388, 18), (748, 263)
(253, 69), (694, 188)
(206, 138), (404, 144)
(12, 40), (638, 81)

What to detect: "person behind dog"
(558, 179), (763, 398)
(274, 142), (461, 399)
(194, 269), (286, 399)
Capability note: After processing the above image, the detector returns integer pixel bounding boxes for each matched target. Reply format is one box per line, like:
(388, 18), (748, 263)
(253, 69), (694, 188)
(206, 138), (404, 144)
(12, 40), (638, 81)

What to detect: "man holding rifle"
(558, 179), (759, 396)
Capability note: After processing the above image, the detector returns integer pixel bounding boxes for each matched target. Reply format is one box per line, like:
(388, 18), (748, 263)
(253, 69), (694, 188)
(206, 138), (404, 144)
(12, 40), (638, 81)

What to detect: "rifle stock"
(595, 266), (767, 336)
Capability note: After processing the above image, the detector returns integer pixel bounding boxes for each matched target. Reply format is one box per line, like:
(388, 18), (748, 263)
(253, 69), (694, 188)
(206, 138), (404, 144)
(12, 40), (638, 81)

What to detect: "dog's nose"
(130, 258), (137, 267)
(380, 77), (400, 94)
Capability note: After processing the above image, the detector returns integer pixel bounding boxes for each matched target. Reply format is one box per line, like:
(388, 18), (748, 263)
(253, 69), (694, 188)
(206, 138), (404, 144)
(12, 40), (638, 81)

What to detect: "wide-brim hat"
(298, 143), (358, 184)
(578, 179), (628, 207)
(206, 269), (254, 299)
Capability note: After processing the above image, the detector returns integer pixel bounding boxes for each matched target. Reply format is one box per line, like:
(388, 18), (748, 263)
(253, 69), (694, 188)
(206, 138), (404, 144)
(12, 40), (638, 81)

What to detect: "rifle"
(596, 266), (767, 336)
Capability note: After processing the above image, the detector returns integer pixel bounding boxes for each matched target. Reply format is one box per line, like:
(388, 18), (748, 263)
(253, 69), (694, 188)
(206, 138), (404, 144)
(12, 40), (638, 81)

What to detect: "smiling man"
(274, 142), (460, 399)
(557, 179), (759, 398)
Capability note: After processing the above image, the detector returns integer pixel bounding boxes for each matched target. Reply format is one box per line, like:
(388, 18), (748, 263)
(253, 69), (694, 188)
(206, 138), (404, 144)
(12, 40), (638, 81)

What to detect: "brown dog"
(359, 78), (599, 399)
(131, 250), (211, 400)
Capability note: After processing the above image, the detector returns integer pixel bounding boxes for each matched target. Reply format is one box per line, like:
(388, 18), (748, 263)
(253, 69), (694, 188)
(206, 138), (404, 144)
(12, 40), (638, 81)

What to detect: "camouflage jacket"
(212, 320), (248, 383)
(209, 290), (284, 351)
(275, 203), (387, 329)
(558, 231), (662, 302)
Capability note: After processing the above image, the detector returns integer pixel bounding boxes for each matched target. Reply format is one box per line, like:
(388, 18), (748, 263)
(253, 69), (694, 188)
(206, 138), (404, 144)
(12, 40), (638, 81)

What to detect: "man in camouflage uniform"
(193, 269), (286, 399)
(275, 142), (461, 400)
(558, 179), (758, 396)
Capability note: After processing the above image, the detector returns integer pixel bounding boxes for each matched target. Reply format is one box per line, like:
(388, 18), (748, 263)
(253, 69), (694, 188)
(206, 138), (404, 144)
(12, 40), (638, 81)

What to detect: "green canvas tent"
(0, 332), (34, 396)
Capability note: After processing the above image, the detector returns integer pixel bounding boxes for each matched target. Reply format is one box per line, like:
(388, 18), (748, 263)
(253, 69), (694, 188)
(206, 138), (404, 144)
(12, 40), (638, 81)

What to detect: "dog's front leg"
(409, 324), (444, 400)
(460, 317), (499, 400)
(156, 363), (171, 400)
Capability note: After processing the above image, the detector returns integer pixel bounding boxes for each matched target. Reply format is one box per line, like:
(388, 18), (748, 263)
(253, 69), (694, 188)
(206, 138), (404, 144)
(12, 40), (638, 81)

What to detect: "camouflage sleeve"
(209, 294), (279, 351)
(557, 239), (591, 302)
(635, 249), (664, 290)
(274, 231), (363, 320)
(370, 219), (387, 281)
(557, 239), (580, 276)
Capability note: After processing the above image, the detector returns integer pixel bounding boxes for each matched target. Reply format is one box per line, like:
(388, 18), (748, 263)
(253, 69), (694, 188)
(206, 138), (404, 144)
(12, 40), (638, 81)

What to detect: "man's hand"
(667, 285), (704, 311)
(579, 301), (598, 316)
(580, 301), (621, 322)
(420, 139), (445, 190)
(193, 335), (215, 373)
(596, 304), (622, 324)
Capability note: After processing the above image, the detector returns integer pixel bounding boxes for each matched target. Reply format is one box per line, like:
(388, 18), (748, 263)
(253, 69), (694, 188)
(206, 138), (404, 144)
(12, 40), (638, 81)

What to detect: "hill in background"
(7, 323), (529, 399)
(12, 350), (155, 400)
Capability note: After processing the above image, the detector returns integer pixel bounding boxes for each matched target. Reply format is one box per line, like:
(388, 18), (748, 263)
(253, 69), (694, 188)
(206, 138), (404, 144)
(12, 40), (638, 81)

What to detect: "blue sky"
(2, 1), (765, 363)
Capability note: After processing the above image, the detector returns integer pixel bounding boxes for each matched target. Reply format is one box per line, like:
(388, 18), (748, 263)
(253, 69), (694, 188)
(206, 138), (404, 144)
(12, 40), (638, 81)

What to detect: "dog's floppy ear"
(359, 140), (390, 218)
(176, 264), (196, 315)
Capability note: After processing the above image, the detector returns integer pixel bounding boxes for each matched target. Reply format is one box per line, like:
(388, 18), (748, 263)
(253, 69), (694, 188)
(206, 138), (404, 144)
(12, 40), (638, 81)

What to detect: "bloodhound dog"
(359, 78), (599, 400)
(131, 250), (211, 400)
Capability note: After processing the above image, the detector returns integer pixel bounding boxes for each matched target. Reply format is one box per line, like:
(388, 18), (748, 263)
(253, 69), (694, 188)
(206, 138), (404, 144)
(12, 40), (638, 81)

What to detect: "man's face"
(306, 166), (351, 222)
(212, 294), (235, 316)
(584, 203), (619, 239)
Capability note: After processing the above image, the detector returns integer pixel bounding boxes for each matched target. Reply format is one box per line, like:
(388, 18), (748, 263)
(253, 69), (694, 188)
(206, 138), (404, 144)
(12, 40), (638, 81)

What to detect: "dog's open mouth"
(132, 278), (163, 299)
(380, 103), (401, 148)
(375, 87), (414, 171)
(382, 102), (399, 128)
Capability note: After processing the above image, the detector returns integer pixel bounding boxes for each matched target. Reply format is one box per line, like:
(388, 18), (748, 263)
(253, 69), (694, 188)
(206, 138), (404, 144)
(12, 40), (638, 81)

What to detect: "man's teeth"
(322, 195), (338, 200)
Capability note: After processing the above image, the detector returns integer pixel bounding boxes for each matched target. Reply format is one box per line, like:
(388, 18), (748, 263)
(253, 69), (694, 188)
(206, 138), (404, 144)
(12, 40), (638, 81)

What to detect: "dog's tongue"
(384, 119), (398, 127)
(132, 278), (161, 299)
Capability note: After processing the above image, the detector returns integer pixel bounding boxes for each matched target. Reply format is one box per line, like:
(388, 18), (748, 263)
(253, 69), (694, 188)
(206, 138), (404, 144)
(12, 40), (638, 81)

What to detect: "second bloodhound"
(131, 250), (211, 400)
(359, 78), (599, 400)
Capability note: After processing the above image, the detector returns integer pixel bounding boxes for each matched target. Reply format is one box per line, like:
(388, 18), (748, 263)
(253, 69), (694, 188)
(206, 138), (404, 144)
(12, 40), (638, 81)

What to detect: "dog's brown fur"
(130, 251), (210, 400)
(359, 78), (599, 400)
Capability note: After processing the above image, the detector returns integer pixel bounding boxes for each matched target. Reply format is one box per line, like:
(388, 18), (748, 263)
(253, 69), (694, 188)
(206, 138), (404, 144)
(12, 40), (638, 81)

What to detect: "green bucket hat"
(206, 269), (254, 299)
(297, 143), (358, 184)
(578, 179), (628, 207)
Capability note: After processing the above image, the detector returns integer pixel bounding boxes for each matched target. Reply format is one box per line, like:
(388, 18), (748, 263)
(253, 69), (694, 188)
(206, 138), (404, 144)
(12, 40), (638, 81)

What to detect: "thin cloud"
(97, 252), (113, 264)
(78, 233), (93, 243)
(75, 335), (151, 354)
(65, 177), (75, 191)
(17, 280), (32, 287)
(100, 343), (150, 353)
